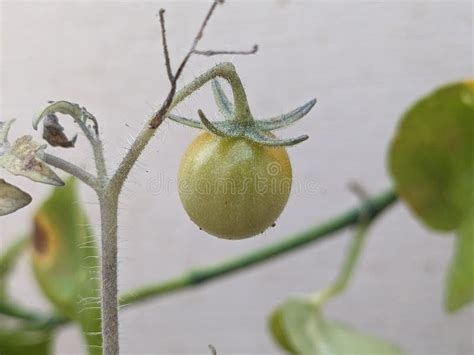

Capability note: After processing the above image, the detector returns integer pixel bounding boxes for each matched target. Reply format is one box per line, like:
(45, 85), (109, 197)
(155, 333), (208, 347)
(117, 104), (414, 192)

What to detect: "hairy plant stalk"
(104, 63), (245, 355)
(39, 152), (99, 189)
(98, 190), (119, 355)
(92, 140), (108, 185)
(33, 62), (369, 354)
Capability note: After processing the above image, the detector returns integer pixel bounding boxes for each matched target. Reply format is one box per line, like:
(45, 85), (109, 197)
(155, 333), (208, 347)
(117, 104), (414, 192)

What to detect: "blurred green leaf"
(269, 298), (402, 355)
(389, 80), (474, 311)
(445, 210), (474, 312)
(31, 178), (101, 354)
(389, 81), (473, 231)
(0, 236), (29, 301)
(0, 328), (52, 355)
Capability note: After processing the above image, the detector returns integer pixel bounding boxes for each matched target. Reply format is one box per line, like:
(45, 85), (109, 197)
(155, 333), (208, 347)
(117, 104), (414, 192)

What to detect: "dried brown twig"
(149, 0), (258, 128)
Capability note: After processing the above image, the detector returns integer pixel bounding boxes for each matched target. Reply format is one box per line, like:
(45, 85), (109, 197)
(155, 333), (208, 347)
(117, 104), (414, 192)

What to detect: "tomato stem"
(0, 187), (398, 329)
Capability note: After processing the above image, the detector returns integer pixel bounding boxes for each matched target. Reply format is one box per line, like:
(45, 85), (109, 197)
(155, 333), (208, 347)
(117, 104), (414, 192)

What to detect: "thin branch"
(0, 301), (67, 329)
(0, 187), (397, 327)
(149, 0), (223, 129)
(193, 44), (259, 57)
(348, 181), (370, 202)
(209, 344), (218, 355)
(191, 0), (222, 49)
(158, 9), (173, 83)
(91, 138), (108, 186)
(119, 188), (396, 306)
(310, 222), (370, 305)
(311, 183), (374, 305)
(39, 152), (99, 190)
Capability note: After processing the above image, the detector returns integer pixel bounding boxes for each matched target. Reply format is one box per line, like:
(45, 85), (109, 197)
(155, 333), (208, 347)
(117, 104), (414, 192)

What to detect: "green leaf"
(269, 298), (403, 355)
(445, 210), (474, 312)
(389, 81), (474, 231)
(389, 80), (474, 311)
(0, 328), (52, 355)
(31, 178), (101, 354)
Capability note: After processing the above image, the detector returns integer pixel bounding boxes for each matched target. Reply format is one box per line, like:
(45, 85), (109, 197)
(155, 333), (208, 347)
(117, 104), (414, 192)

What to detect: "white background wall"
(1, 1), (473, 354)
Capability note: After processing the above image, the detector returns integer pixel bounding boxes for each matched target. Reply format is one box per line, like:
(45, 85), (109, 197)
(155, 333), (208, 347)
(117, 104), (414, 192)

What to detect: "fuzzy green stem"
(98, 191), (119, 355)
(173, 62), (252, 122)
(39, 152), (99, 190)
(92, 139), (108, 186)
(92, 63), (251, 355)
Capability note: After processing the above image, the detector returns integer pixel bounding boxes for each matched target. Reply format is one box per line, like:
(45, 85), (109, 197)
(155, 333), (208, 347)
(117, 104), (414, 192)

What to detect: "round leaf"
(389, 81), (474, 231)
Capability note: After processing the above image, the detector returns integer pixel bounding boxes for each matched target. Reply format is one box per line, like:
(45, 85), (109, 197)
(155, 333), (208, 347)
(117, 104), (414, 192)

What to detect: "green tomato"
(178, 131), (292, 240)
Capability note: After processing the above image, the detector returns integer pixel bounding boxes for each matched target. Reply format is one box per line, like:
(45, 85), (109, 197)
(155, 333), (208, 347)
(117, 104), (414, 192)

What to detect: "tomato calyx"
(168, 64), (316, 147)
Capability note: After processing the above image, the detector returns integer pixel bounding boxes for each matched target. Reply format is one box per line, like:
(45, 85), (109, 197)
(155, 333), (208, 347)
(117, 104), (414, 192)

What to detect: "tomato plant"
(1, 2), (471, 355)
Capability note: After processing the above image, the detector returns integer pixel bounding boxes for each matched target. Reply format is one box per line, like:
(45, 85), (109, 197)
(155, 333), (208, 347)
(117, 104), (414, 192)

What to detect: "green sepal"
(167, 64), (315, 147)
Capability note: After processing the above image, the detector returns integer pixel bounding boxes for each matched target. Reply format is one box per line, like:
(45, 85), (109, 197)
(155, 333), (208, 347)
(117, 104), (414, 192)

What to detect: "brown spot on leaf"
(33, 216), (48, 255)
(32, 212), (59, 267)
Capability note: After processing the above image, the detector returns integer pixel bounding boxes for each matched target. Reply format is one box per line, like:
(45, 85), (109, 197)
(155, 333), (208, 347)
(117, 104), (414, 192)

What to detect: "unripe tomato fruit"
(178, 131), (292, 239)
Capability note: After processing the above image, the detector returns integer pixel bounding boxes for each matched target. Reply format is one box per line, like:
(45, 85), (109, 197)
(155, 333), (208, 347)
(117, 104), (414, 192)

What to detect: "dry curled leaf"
(43, 113), (77, 148)
(0, 179), (32, 216)
(0, 119), (63, 186)
(0, 135), (63, 186)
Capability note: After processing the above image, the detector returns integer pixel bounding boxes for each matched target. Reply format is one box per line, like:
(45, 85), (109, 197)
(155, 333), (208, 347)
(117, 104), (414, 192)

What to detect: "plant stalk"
(310, 222), (370, 306)
(39, 152), (99, 190)
(98, 191), (119, 355)
(0, 188), (397, 330)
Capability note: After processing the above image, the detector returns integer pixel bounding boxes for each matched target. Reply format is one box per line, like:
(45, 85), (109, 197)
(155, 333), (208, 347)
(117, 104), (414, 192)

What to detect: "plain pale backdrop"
(1, 0), (473, 354)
